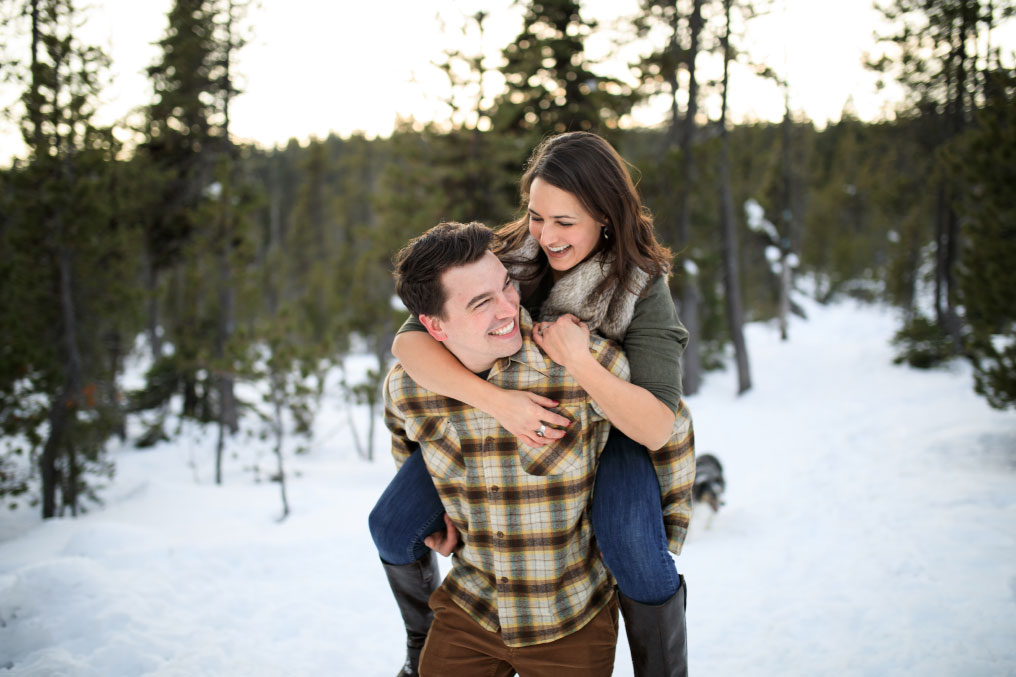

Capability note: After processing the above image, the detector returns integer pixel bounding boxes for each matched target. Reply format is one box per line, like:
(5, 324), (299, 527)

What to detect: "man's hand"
(424, 513), (460, 557)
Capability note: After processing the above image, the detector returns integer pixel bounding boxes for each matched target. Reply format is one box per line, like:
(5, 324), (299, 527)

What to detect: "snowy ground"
(1, 296), (1014, 676)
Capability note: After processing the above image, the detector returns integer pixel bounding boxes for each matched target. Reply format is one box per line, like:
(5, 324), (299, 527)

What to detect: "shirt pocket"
(516, 406), (590, 477)
(404, 417), (465, 479)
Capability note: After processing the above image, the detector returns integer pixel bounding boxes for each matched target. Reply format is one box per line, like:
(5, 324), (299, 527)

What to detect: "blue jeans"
(592, 428), (682, 604)
(368, 428), (680, 604)
(368, 449), (447, 565)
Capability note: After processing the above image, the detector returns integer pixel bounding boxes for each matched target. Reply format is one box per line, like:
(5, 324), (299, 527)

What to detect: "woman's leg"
(370, 451), (449, 676)
(369, 449), (447, 565)
(591, 428), (680, 604)
(592, 428), (687, 677)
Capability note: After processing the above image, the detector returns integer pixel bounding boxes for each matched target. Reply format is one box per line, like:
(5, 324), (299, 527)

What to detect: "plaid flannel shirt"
(383, 308), (695, 647)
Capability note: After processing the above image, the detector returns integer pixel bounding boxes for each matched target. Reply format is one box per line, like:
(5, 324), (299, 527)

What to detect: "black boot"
(382, 552), (441, 677)
(618, 576), (688, 677)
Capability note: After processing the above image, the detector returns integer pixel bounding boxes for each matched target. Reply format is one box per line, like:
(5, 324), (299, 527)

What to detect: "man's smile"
(489, 319), (517, 337)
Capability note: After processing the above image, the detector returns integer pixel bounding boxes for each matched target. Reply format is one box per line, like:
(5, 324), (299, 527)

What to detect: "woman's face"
(527, 177), (604, 279)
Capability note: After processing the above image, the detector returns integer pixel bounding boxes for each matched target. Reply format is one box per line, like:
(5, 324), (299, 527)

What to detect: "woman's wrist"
(562, 349), (600, 380)
(469, 378), (508, 418)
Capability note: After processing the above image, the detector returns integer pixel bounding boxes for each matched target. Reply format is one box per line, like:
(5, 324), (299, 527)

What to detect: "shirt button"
(485, 436), (494, 444)
(496, 531), (504, 539)
(490, 485), (499, 493)
(501, 577), (509, 584)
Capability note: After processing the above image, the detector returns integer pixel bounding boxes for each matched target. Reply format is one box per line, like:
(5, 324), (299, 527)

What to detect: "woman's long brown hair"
(494, 131), (672, 297)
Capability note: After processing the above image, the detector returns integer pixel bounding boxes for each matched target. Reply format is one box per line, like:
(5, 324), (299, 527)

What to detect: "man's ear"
(418, 313), (447, 342)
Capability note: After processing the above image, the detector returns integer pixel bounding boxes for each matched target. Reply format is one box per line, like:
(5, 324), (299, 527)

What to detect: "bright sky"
(0, 0), (948, 163)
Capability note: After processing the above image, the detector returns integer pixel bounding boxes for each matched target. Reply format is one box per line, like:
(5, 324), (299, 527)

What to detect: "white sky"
(3, 0), (1001, 163)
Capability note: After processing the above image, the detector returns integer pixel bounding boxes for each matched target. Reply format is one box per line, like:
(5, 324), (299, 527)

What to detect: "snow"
(2, 297), (1014, 676)
(744, 198), (780, 241)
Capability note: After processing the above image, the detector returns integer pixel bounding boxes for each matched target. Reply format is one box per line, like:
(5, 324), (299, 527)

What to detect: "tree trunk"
(719, 156), (751, 394)
(215, 408), (226, 485)
(215, 208), (237, 484)
(719, 0), (751, 395)
(145, 251), (163, 359)
(66, 442), (79, 517)
(42, 244), (84, 517)
(942, 200), (963, 352)
(778, 88), (794, 341)
(105, 329), (127, 441)
(934, 183), (948, 325)
(272, 382), (290, 522)
(779, 258), (791, 341)
(217, 247), (238, 432)
(676, 0), (702, 246)
(664, 10), (681, 149)
(678, 272), (702, 395)
(675, 0), (703, 395)
(41, 390), (68, 518)
(217, 0), (240, 441)
(29, 0), (46, 156)
(941, 2), (970, 355)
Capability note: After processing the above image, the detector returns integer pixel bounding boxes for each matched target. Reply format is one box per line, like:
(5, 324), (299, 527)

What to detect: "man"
(379, 222), (692, 675)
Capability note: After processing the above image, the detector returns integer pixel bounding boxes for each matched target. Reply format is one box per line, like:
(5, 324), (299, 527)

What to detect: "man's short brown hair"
(393, 221), (495, 319)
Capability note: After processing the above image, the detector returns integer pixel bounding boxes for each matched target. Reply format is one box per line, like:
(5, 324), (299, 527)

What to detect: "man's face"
(419, 251), (522, 372)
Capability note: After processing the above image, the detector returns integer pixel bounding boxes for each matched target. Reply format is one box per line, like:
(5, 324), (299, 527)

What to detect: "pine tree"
(871, 0), (1015, 352)
(0, 0), (140, 516)
(133, 0), (255, 467)
(492, 0), (637, 141)
(951, 68), (1016, 409)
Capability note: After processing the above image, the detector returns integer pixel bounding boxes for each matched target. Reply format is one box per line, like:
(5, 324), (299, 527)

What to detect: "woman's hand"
(489, 388), (571, 447)
(533, 314), (592, 370)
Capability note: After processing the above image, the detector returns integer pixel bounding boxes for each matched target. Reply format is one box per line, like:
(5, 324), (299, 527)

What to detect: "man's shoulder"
(385, 364), (470, 419)
(586, 333), (629, 379)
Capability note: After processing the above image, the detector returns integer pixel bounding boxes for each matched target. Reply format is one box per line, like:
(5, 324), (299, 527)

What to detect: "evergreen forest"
(1, 0), (1013, 518)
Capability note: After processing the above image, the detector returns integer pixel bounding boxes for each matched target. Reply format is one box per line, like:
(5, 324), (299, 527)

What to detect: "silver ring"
(536, 424), (547, 438)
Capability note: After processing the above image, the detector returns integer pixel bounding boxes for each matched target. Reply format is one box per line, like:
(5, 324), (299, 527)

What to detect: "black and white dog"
(692, 454), (726, 527)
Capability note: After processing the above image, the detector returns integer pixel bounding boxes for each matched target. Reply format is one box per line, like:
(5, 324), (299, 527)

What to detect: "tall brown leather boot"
(381, 552), (441, 677)
(618, 576), (688, 677)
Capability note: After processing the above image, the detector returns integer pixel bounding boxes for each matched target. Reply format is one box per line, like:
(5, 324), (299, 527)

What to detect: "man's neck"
(456, 355), (496, 374)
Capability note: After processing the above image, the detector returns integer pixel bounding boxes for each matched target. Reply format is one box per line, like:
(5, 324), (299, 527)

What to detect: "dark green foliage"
(871, 0), (1015, 359)
(493, 0), (637, 142)
(141, 0), (224, 274)
(950, 69), (1016, 409)
(891, 315), (956, 369)
(801, 117), (933, 306)
(136, 0), (258, 453)
(0, 0), (139, 516)
(871, 0), (1015, 406)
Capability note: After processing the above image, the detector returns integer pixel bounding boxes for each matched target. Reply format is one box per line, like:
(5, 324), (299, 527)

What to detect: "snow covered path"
(1, 298), (1013, 676)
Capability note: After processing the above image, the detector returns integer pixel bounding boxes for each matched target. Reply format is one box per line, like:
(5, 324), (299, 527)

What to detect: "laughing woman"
(370, 132), (695, 677)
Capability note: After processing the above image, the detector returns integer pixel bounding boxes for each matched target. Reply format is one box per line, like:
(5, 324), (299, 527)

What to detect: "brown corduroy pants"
(419, 586), (619, 677)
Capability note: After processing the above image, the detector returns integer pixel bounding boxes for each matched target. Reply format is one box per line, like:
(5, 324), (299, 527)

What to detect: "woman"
(370, 132), (693, 677)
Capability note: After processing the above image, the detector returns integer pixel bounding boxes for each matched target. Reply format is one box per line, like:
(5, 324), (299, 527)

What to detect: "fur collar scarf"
(505, 235), (654, 342)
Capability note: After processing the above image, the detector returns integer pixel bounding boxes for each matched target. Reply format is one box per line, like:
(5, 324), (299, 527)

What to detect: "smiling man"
(379, 221), (632, 676)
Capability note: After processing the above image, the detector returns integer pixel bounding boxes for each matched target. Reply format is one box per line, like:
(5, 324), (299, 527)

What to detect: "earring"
(602, 226), (610, 240)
